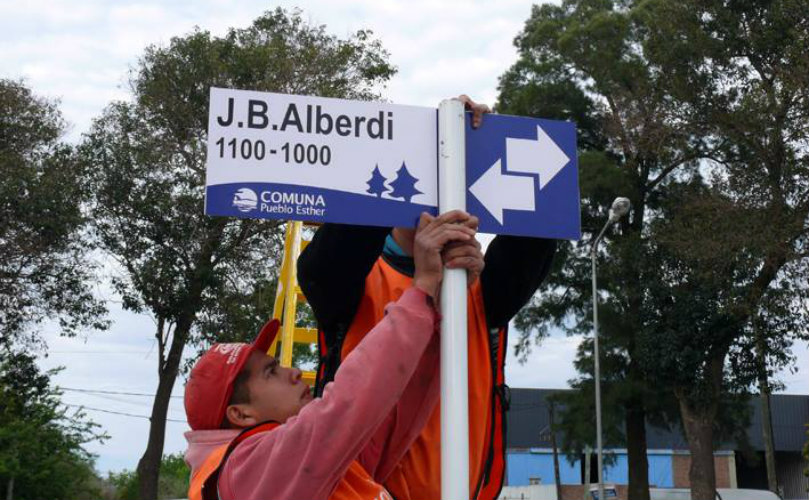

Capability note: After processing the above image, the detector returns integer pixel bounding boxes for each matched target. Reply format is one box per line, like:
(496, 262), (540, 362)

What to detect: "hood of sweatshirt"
(184, 429), (241, 476)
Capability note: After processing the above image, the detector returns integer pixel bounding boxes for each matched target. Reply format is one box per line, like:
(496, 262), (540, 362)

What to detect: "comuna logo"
(232, 188), (258, 213)
(260, 191), (326, 206)
(232, 187), (327, 212)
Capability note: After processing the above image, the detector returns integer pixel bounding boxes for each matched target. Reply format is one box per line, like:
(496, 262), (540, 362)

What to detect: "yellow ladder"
(268, 221), (318, 386)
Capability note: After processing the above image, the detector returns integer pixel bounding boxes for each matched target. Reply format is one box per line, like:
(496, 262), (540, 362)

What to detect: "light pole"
(590, 197), (630, 500)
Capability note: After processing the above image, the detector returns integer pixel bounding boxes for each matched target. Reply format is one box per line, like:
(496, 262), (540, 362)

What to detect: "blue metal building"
(505, 388), (809, 499)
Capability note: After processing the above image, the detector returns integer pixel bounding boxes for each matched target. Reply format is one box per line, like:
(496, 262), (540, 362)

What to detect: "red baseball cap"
(184, 319), (280, 430)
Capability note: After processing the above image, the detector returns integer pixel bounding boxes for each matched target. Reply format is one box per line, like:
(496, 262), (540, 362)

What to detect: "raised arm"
(354, 315), (440, 483)
(221, 212), (477, 500)
(219, 288), (438, 500)
(356, 214), (486, 482)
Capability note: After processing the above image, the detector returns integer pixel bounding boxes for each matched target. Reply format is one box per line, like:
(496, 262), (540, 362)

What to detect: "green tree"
(636, 1), (809, 497)
(497, 2), (708, 497)
(0, 79), (106, 348)
(189, 276), (319, 372)
(0, 349), (106, 500)
(80, 9), (395, 500)
(640, 181), (770, 497)
(107, 453), (189, 500)
(501, 1), (808, 499)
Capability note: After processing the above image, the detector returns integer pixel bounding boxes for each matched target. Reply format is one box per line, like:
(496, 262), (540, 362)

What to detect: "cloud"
(506, 334), (583, 390)
(1, 0), (536, 142)
(0, 0), (105, 27)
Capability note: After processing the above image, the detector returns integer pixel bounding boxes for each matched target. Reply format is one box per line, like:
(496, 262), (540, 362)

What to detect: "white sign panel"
(205, 87), (437, 226)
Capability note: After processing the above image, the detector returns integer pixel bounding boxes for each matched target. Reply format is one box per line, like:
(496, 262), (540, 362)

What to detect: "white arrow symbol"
(506, 125), (570, 189)
(469, 159), (535, 224)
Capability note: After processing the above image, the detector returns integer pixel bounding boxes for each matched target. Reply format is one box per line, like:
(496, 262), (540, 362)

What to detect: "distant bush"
(107, 453), (189, 500)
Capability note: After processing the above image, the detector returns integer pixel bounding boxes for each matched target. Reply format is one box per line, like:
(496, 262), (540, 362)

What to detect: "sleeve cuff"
(397, 287), (441, 324)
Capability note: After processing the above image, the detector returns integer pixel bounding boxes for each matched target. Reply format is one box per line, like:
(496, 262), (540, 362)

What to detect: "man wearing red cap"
(183, 211), (483, 500)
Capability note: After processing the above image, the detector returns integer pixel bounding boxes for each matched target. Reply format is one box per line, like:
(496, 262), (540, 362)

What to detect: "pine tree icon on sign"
(388, 162), (422, 203)
(366, 164), (388, 197)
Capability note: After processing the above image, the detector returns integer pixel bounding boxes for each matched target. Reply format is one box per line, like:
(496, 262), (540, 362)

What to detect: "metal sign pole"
(438, 98), (469, 500)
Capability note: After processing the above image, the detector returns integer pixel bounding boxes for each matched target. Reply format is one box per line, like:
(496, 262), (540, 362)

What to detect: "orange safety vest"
(316, 256), (509, 500)
(188, 422), (393, 500)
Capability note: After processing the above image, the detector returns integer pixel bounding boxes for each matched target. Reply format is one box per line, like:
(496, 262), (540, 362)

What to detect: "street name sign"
(466, 114), (579, 239)
(205, 87), (580, 239)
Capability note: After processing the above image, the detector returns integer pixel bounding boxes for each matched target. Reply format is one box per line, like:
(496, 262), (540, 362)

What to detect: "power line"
(48, 350), (155, 355)
(61, 387), (183, 399)
(63, 393), (188, 422)
(61, 388), (187, 421)
(64, 404), (187, 423)
(72, 390), (161, 407)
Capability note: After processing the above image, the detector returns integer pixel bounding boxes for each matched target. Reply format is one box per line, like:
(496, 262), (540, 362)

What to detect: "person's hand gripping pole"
(412, 210), (479, 303)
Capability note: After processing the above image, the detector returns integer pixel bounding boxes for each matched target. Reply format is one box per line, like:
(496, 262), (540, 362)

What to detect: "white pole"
(591, 219), (611, 500)
(438, 98), (469, 500)
(589, 197), (629, 500)
(591, 245), (605, 500)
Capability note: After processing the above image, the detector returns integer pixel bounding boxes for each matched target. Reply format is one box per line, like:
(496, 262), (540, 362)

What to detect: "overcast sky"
(3, 0), (807, 476)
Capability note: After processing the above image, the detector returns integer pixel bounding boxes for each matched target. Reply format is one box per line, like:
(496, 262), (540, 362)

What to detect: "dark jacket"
(297, 223), (556, 337)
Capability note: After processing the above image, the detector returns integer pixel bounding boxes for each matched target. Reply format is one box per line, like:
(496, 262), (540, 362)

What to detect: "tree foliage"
(107, 453), (189, 500)
(189, 275), (319, 371)
(0, 79), (106, 347)
(638, 0), (809, 394)
(497, 2), (704, 497)
(499, 1), (808, 498)
(0, 349), (106, 500)
(636, 3), (809, 495)
(79, 9), (395, 499)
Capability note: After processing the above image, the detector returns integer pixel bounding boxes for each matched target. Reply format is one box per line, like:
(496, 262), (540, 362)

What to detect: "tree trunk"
(624, 205), (651, 500)
(136, 220), (224, 500)
(6, 476), (13, 500)
(759, 387), (777, 492)
(755, 334), (778, 492)
(137, 322), (190, 500)
(676, 352), (723, 500)
(584, 447), (591, 500)
(679, 401), (716, 500)
(625, 400), (650, 500)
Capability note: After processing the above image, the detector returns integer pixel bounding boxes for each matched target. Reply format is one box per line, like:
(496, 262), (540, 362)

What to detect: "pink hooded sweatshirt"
(184, 287), (440, 500)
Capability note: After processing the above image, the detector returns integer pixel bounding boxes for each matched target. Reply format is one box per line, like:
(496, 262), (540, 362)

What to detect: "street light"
(590, 196), (630, 500)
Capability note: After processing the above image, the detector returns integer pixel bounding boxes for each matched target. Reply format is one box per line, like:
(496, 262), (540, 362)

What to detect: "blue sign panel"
(465, 113), (580, 239)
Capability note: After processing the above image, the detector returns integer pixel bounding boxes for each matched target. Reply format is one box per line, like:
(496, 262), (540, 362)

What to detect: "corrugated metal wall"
(778, 452), (809, 500)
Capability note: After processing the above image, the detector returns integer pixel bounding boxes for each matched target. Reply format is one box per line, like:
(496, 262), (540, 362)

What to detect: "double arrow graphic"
(469, 125), (571, 224)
